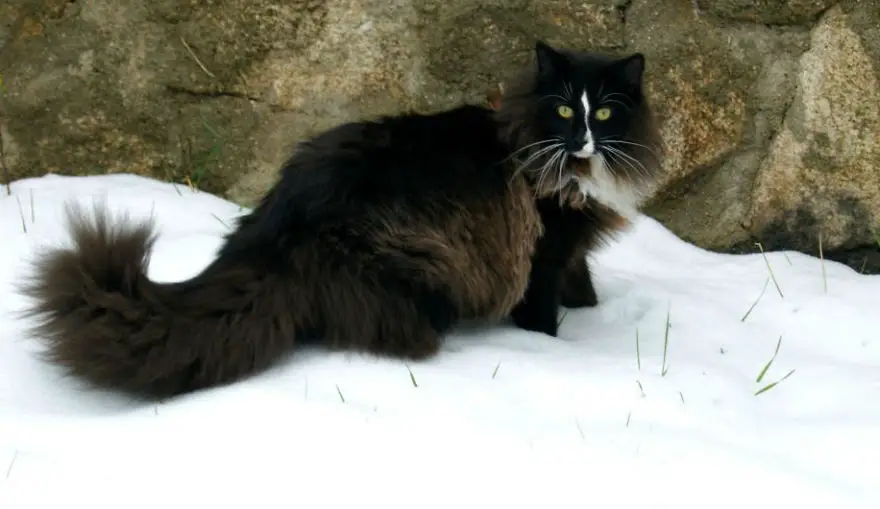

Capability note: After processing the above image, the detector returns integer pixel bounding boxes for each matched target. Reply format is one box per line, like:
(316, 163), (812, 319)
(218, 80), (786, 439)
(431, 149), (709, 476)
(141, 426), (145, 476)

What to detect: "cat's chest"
(572, 156), (645, 221)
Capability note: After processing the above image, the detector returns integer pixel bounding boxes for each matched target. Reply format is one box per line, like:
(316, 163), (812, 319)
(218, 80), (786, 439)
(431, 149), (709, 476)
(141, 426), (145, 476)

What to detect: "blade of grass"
(740, 277), (770, 322)
(661, 304), (671, 376)
(335, 384), (346, 403)
(755, 369), (796, 396)
(491, 361), (501, 379)
(210, 212), (229, 229)
(15, 194), (26, 233)
(180, 36), (217, 78)
(818, 232), (827, 294)
(406, 364), (418, 388)
(635, 327), (641, 371)
(557, 309), (569, 327)
(755, 242), (784, 298)
(5, 450), (18, 479)
(756, 335), (783, 383)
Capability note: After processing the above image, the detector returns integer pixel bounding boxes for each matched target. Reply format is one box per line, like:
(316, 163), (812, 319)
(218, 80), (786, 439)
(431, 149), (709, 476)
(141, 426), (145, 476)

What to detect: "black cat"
(494, 41), (665, 337)
(17, 40), (660, 399)
(19, 104), (544, 399)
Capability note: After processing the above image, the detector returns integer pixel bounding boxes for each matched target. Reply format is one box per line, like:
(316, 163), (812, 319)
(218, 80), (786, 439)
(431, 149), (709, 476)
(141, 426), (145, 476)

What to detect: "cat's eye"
(595, 107), (612, 121)
(557, 105), (574, 119)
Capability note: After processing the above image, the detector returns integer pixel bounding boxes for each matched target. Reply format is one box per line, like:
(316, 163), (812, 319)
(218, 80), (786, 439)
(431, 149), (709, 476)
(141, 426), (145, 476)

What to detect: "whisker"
(600, 138), (662, 160)
(503, 138), (562, 163)
(602, 145), (650, 179)
(540, 94), (569, 103)
(513, 143), (565, 178)
(535, 148), (565, 196)
(602, 99), (632, 111)
(599, 92), (634, 107)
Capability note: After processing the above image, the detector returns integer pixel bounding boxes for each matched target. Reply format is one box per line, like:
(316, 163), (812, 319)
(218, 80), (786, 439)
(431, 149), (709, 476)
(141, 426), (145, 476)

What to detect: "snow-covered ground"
(0, 174), (877, 508)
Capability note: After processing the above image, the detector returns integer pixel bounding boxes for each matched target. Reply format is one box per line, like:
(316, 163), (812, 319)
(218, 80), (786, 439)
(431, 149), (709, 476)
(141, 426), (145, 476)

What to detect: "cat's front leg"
(510, 263), (563, 337)
(560, 250), (598, 308)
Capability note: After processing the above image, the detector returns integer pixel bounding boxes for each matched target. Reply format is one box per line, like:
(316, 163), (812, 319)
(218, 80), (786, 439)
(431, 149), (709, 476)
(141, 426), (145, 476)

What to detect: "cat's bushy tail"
(18, 203), (299, 399)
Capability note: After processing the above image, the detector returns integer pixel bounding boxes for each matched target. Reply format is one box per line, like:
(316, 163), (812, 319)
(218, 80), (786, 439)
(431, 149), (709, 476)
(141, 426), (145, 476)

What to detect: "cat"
(18, 104), (547, 399)
(492, 41), (664, 337)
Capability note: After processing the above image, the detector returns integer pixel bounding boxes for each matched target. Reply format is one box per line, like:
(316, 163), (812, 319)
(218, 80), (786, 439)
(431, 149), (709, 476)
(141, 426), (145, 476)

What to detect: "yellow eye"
(595, 107), (612, 121)
(557, 105), (574, 119)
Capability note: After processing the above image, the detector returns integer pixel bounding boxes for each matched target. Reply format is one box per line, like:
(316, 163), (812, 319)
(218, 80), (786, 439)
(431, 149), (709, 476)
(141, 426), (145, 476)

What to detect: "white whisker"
(600, 138), (662, 161)
(513, 143), (565, 179)
(602, 99), (632, 110)
(602, 145), (650, 179)
(503, 138), (562, 163)
(599, 92), (634, 107)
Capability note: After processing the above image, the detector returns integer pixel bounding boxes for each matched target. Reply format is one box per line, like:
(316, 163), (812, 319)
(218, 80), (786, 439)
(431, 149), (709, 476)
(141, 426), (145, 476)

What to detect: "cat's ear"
(614, 53), (646, 89)
(535, 40), (566, 80)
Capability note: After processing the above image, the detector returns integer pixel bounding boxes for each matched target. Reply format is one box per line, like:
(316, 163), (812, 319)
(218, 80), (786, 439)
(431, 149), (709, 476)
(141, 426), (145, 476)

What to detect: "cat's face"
(498, 41), (663, 218)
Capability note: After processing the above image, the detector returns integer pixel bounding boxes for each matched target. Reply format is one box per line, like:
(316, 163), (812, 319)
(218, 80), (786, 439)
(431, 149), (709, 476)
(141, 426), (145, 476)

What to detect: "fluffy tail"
(18, 203), (300, 399)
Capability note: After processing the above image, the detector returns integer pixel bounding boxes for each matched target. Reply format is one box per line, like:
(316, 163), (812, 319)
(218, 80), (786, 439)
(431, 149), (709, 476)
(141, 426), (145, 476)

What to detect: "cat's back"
(291, 105), (510, 201)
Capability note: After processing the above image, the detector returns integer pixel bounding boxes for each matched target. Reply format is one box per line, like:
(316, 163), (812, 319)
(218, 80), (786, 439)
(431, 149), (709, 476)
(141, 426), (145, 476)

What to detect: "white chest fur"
(573, 155), (646, 221)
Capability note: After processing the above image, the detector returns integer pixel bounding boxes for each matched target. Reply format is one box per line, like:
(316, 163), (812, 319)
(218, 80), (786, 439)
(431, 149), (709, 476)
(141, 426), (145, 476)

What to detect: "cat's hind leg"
(318, 271), (457, 361)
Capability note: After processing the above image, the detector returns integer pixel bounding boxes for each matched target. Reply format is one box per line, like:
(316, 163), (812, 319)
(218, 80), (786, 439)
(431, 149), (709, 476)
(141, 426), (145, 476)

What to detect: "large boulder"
(1, 0), (879, 271)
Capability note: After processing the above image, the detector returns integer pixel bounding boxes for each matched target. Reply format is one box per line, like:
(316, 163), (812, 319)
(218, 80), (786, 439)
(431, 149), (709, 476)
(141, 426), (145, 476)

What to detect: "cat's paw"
(511, 305), (559, 338)
(560, 284), (598, 308)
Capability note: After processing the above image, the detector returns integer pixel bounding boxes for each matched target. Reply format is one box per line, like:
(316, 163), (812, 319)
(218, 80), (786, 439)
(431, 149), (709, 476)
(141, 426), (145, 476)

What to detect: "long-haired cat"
(493, 41), (664, 337)
(19, 104), (545, 399)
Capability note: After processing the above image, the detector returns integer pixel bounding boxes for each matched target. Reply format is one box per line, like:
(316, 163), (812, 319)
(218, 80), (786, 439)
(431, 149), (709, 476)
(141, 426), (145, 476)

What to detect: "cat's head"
(496, 41), (664, 218)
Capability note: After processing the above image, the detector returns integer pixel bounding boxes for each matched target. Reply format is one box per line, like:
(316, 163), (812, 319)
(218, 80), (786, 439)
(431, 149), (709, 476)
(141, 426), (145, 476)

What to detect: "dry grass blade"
(406, 364), (419, 388)
(491, 361), (501, 379)
(754, 242), (784, 298)
(625, 412), (631, 427)
(210, 212), (229, 229)
(557, 309), (569, 327)
(15, 194), (26, 233)
(818, 232), (827, 294)
(661, 304), (671, 376)
(180, 37), (217, 78)
(5, 450), (18, 479)
(635, 327), (641, 371)
(575, 417), (585, 440)
(335, 384), (346, 403)
(740, 277), (770, 322)
(636, 380), (645, 397)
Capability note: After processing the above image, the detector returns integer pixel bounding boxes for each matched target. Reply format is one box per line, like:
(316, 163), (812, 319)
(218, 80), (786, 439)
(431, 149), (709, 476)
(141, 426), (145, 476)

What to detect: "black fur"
(19, 104), (544, 399)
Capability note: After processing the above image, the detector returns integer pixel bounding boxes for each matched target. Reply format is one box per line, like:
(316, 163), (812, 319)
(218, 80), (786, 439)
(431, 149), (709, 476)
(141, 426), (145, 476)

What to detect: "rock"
(696, 0), (837, 25)
(630, 0), (810, 248)
(1, 0), (879, 272)
(741, 5), (880, 258)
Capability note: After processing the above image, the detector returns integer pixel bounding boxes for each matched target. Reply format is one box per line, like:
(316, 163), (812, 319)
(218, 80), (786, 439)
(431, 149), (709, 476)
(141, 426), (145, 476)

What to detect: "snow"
(0, 174), (878, 508)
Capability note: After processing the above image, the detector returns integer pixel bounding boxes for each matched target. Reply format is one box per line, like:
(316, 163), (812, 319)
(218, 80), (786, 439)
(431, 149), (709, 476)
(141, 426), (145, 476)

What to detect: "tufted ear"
(614, 53), (645, 89)
(534, 40), (567, 80)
